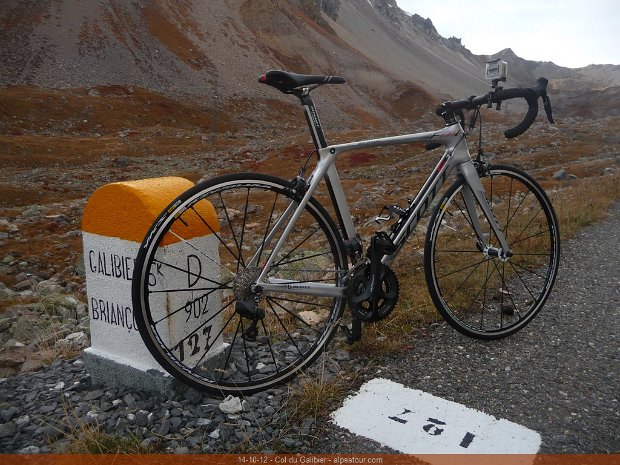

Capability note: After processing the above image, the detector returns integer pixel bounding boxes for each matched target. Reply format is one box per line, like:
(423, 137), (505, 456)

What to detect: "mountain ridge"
(1, 0), (619, 120)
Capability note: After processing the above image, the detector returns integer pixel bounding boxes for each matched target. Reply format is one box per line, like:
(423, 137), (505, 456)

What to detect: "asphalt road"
(318, 202), (619, 454)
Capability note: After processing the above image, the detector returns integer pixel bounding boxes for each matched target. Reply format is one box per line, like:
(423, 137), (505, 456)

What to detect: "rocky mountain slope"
(2, 0), (619, 121)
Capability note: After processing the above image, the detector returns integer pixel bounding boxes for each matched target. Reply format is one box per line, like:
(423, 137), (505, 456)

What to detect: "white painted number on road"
(331, 378), (541, 455)
(388, 409), (475, 446)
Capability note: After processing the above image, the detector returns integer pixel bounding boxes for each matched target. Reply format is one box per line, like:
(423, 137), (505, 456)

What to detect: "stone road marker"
(81, 177), (222, 391)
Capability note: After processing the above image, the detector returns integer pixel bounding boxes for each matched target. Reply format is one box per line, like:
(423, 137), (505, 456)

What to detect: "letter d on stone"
(187, 254), (202, 288)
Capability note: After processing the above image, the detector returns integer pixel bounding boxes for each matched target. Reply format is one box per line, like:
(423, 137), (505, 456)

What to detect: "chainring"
(346, 264), (399, 322)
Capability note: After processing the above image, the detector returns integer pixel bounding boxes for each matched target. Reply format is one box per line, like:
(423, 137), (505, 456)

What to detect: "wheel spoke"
(257, 191), (280, 265)
(266, 296), (322, 335)
(436, 256), (487, 281)
(218, 192), (244, 268)
(236, 188), (252, 273)
(266, 299), (305, 357)
(272, 226), (323, 269)
(152, 258), (224, 289)
(442, 258), (486, 304)
(189, 309), (237, 373)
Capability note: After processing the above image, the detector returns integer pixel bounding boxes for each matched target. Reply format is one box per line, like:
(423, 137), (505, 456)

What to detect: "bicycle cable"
(299, 148), (318, 178)
(476, 106), (484, 159)
(464, 105), (484, 160)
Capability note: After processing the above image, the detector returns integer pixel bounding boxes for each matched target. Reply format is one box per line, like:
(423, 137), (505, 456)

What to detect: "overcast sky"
(396, 0), (620, 68)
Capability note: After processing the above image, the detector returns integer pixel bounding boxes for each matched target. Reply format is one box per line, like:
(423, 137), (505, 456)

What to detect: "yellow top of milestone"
(82, 177), (220, 245)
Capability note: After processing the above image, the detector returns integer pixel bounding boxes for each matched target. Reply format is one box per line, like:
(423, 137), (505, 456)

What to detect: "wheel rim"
(429, 168), (559, 337)
(136, 177), (346, 392)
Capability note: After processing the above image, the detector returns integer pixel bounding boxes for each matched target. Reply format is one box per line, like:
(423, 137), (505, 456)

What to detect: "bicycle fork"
(459, 163), (512, 260)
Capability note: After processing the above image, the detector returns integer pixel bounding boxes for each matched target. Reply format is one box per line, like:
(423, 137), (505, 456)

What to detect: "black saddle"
(258, 70), (345, 93)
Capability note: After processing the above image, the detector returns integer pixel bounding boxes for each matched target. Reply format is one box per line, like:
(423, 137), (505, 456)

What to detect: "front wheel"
(132, 173), (347, 394)
(425, 164), (560, 339)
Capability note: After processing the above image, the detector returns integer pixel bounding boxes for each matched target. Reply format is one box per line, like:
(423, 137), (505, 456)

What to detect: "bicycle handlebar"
(436, 77), (554, 138)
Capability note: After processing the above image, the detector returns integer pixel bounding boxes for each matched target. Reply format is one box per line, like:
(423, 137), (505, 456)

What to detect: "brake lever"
(543, 95), (555, 124)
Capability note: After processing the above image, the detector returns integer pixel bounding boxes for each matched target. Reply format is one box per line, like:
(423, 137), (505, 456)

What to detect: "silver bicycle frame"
(256, 122), (511, 298)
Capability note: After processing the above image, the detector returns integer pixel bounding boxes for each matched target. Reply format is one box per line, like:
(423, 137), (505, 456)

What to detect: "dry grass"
(548, 173), (620, 239)
(60, 411), (157, 454)
(65, 428), (154, 454)
(288, 359), (350, 422)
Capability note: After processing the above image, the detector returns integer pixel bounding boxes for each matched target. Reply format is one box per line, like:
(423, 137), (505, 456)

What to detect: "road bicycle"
(132, 68), (560, 395)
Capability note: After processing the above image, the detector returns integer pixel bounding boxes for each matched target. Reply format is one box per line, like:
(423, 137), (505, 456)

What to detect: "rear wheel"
(425, 164), (560, 339)
(132, 173), (347, 394)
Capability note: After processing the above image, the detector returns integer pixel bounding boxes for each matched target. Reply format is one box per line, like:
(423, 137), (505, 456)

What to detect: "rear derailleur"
(341, 232), (400, 344)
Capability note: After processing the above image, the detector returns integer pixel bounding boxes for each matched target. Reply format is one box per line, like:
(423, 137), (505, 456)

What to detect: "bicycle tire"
(132, 173), (347, 394)
(425, 164), (560, 339)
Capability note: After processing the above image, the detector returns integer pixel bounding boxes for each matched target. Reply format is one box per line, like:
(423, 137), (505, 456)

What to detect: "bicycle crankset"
(346, 264), (399, 322)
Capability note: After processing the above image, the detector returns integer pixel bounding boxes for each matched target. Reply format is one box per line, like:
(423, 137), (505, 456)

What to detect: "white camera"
(485, 59), (507, 82)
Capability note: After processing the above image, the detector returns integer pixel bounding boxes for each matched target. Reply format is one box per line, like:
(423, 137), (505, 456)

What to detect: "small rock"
(184, 388), (202, 404)
(197, 404), (217, 416)
(84, 389), (104, 401)
(552, 169), (567, 180)
(219, 395), (243, 414)
(196, 418), (211, 427)
(35, 279), (63, 295)
(0, 317), (13, 333)
(169, 416), (183, 432)
(298, 310), (327, 325)
(14, 279), (36, 292)
(124, 393), (137, 409)
(0, 422), (17, 438)
(135, 410), (149, 426)
(17, 445), (40, 454)
(281, 437), (297, 448)
(39, 403), (57, 414)
(54, 332), (88, 350)
(1, 406), (19, 422)
(15, 415), (30, 427)
(158, 418), (171, 435)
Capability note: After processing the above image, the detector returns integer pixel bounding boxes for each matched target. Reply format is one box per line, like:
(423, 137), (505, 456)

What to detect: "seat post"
(297, 89), (328, 149)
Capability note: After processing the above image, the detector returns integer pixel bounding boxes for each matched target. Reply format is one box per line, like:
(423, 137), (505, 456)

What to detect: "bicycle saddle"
(259, 70), (345, 93)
